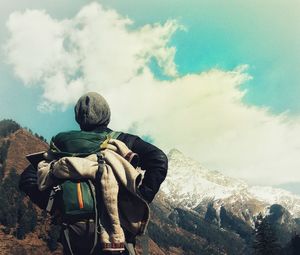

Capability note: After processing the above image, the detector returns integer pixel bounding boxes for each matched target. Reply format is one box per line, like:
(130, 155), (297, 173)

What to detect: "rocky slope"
(3, 128), (48, 176)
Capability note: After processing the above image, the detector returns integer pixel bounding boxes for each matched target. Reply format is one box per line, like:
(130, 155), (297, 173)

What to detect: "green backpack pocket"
(61, 180), (95, 215)
(57, 180), (95, 221)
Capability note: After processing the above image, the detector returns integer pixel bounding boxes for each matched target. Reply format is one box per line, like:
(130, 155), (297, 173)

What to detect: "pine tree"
(0, 167), (37, 239)
(0, 119), (20, 137)
(0, 168), (20, 227)
(205, 201), (218, 225)
(28, 202), (37, 232)
(0, 140), (10, 180)
(253, 213), (282, 255)
(290, 233), (300, 255)
(47, 225), (61, 251)
(16, 222), (26, 240)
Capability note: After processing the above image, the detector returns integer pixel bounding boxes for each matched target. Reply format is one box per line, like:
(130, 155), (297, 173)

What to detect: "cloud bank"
(4, 2), (300, 185)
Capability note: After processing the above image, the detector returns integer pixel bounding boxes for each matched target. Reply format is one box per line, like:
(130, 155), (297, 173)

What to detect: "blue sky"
(100, 0), (300, 113)
(1, 0), (299, 137)
(0, 0), (300, 186)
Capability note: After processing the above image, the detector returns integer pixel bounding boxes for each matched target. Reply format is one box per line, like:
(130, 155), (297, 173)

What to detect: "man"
(19, 92), (168, 254)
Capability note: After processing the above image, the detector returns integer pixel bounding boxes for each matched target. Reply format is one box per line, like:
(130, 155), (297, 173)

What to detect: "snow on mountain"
(161, 149), (300, 218)
(248, 186), (300, 217)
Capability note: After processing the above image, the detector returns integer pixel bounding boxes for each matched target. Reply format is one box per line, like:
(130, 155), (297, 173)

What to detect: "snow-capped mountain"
(161, 149), (300, 219)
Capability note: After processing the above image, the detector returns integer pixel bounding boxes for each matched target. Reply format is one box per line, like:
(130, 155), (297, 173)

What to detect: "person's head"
(74, 92), (111, 131)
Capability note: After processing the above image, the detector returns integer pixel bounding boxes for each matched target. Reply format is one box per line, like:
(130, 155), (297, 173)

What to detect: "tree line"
(253, 212), (300, 255)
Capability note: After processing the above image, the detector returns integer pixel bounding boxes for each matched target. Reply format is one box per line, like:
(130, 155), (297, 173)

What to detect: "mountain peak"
(168, 148), (184, 158)
(2, 128), (48, 176)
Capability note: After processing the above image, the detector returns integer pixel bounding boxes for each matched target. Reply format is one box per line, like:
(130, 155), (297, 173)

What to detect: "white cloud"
(4, 2), (300, 185)
(4, 9), (68, 84)
(4, 2), (179, 109)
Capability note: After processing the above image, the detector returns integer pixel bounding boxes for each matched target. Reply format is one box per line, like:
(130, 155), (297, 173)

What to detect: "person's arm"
(19, 165), (51, 210)
(118, 133), (168, 203)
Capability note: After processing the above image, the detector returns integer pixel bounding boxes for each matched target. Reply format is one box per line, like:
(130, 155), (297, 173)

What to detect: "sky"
(0, 0), (300, 187)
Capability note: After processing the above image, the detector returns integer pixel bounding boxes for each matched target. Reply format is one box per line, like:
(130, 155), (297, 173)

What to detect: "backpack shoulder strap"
(109, 131), (122, 139)
(99, 131), (121, 151)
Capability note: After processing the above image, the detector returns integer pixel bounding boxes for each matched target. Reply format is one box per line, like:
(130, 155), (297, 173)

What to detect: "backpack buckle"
(96, 152), (105, 163)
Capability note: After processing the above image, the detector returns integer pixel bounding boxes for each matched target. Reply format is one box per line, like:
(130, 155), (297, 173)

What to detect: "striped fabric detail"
(139, 220), (148, 234)
(77, 183), (84, 209)
(102, 243), (125, 251)
(124, 151), (136, 163)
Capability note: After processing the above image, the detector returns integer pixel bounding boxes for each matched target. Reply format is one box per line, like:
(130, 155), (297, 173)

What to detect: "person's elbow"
(156, 149), (168, 181)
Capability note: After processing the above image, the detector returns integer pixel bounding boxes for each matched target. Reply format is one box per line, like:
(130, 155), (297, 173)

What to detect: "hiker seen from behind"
(19, 92), (168, 255)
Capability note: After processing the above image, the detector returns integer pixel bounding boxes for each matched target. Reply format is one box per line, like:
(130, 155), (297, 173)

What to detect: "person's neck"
(91, 125), (111, 133)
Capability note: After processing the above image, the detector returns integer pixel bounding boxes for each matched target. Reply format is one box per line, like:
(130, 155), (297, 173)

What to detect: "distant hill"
(0, 120), (56, 255)
(0, 119), (48, 178)
(3, 128), (48, 176)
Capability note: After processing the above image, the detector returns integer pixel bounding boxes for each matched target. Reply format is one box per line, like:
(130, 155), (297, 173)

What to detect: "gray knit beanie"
(74, 92), (111, 131)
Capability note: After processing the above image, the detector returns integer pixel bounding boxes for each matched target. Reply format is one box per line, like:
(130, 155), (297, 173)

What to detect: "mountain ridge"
(162, 148), (300, 220)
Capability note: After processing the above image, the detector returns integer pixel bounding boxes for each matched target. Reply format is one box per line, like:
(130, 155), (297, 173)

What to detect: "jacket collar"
(89, 126), (112, 133)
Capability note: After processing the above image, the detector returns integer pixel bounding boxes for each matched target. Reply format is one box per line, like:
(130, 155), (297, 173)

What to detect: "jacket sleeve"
(19, 164), (51, 210)
(118, 133), (168, 203)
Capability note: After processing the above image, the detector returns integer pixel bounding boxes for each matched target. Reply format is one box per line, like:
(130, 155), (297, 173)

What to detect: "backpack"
(46, 130), (121, 255)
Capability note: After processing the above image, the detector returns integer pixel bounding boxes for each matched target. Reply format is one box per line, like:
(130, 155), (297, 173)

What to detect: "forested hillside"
(0, 120), (57, 254)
